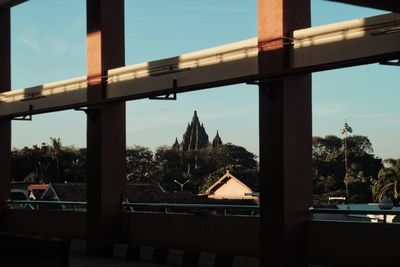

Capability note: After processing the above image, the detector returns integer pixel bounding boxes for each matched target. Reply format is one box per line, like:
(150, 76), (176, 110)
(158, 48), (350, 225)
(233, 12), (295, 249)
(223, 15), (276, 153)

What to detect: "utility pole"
(341, 118), (353, 202)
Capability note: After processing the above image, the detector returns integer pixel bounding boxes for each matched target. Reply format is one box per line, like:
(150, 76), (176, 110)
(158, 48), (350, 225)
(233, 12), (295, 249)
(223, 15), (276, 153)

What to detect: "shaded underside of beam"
(0, 0), (27, 8)
(326, 0), (400, 13)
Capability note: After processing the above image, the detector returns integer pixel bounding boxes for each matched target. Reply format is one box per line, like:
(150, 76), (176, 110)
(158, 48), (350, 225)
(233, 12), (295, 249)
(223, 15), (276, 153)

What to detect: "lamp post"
(340, 119), (353, 202)
(174, 179), (189, 192)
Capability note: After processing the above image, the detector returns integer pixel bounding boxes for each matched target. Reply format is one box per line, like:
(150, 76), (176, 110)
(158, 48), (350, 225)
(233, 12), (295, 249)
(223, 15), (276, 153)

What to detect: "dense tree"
(153, 146), (186, 191)
(154, 143), (257, 193)
(12, 132), (387, 206)
(126, 146), (156, 183)
(313, 135), (345, 195)
(12, 139), (86, 184)
(62, 148), (86, 183)
(372, 159), (400, 202)
(49, 137), (62, 183)
(313, 135), (382, 204)
(12, 143), (50, 183)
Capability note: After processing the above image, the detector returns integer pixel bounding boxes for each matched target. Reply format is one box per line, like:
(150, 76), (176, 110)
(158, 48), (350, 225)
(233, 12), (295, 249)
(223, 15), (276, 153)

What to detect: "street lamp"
(340, 118), (353, 202)
(174, 179), (189, 192)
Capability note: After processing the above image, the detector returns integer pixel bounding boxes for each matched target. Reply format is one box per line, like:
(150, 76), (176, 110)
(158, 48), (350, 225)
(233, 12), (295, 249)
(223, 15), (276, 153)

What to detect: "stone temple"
(172, 111), (223, 151)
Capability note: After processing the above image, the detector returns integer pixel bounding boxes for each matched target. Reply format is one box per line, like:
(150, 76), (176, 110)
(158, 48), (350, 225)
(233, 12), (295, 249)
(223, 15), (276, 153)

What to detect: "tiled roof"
(10, 182), (31, 191)
(50, 183), (87, 201)
(39, 183), (193, 202)
(126, 183), (193, 202)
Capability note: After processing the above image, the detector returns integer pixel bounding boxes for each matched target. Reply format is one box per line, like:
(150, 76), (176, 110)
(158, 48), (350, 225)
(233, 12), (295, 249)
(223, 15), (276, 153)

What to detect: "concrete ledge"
(70, 239), (259, 267)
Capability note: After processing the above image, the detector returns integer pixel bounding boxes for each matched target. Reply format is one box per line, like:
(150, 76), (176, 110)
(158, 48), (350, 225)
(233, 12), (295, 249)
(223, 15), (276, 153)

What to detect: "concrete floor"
(69, 253), (328, 267)
(69, 253), (171, 267)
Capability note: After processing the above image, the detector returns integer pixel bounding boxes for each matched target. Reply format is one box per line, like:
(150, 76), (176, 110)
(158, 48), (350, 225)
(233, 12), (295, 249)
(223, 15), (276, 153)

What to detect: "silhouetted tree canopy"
(126, 146), (156, 183)
(12, 139), (86, 184)
(13, 133), (394, 206)
(154, 143), (257, 193)
(372, 158), (400, 202)
(313, 135), (382, 204)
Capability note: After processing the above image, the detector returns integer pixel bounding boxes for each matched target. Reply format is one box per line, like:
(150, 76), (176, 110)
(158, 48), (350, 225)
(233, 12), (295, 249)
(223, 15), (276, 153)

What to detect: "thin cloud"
(314, 102), (345, 118)
(50, 18), (85, 60)
(17, 16), (85, 60)
(127, 114), (189, 132)
(126, 105), (257, 134)
(50, 38), (83, 60)
(177, 5), (252, 15)
(200, 106), (257, 121)
(351, 112), (399, 120)
(18, 27), (40, 51)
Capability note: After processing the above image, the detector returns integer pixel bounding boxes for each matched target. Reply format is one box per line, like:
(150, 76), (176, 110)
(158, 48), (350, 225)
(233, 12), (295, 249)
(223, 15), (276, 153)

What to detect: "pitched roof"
(37, 183), (193, 202)
(206, 170), (254, 195)
(41, 183), (86, 201)
(126, 183), (193, 202)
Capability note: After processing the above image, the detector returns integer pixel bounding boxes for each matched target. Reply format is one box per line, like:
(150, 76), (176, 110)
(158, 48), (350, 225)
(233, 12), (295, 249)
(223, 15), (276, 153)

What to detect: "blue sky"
(9, 1), (399, 160)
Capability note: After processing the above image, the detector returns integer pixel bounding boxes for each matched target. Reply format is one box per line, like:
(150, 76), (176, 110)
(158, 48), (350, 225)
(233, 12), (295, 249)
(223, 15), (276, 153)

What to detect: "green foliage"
(11, 112), (258, 194)
(313, 189), (346, 206)
(153, 143), (257, 193)
(12, 131), (394, 207)
(199, 165), (236, 194)
(62, 148), (86, 183)
(11, 139), (86, 184)
(126, 146), (156, 183)
(372, 159), (400, 202)
(49, 137), (62, 183)
(23, 173), (40, 183)
(312, 135), (382, 204)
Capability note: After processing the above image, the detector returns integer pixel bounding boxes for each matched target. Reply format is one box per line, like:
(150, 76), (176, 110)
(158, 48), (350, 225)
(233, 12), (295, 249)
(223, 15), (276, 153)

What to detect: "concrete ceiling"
(327, 0), (400, 13)
(0, 0), (27, 8)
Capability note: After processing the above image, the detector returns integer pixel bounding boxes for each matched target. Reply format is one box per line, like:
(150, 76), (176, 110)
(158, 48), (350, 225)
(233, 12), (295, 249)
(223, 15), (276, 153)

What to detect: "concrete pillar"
(0, 8), (11, 210)
(258, 1), (312, 266)
(86, 0), (126, 254)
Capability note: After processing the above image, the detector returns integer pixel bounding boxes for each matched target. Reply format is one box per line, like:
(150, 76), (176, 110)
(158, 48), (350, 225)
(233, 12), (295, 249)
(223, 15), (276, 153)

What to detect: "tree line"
(12, 138), (258, 194)
(313, 135), (400, 204)
(12, 135), (400, 203)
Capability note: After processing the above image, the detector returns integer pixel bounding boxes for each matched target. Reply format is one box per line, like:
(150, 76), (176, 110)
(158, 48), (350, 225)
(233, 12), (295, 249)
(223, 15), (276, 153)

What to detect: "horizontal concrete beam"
(293, 13), (400, 69)
(0, 13), (399, 118)
(0, 0), (27, 8)
(326, 0), (400, 13)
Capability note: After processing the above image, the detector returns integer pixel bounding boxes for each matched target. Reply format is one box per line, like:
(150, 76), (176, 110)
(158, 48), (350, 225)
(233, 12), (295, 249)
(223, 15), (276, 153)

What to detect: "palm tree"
(372, 159), (400, 202)
(49, 137), (62, 183)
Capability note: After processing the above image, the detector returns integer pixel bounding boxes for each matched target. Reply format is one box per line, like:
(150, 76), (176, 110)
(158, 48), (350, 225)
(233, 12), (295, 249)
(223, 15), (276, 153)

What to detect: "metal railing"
(11, 199), (400, 221)
(7, 200), (87, 211)
(309, 206), (400, 223)
(122, 202), (260, 216)
(6, 199), (259, 216)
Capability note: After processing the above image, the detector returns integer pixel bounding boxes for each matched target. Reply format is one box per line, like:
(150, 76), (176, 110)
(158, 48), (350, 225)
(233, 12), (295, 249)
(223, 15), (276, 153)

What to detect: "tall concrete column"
(0, 8), (11, 211)
(86, 0), (126, 254)
(258, 1), (312, 266)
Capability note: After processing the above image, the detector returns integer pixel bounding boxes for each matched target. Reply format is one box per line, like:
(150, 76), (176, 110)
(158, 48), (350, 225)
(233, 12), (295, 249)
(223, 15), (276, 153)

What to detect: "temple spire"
(212, 130), (223, 149)
(180, 110), (209, 151)
(172, 137), (180, 150)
